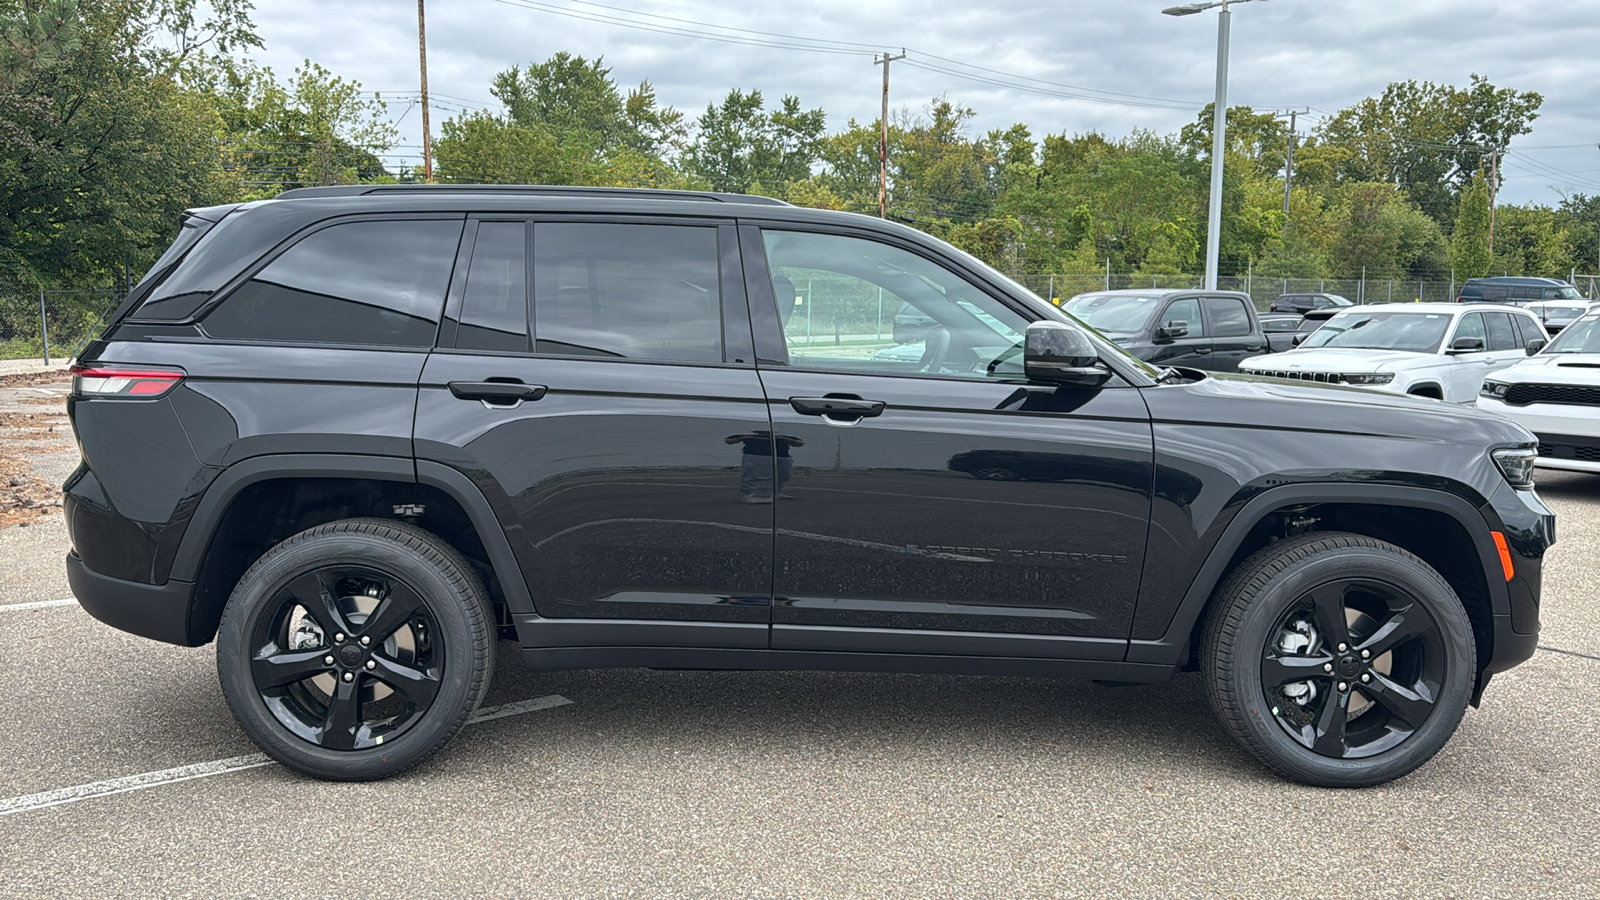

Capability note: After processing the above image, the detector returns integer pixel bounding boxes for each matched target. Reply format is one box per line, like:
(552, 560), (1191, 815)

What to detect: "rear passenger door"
(1201, 295), (1265, 371)
(413, 216), (775, 647)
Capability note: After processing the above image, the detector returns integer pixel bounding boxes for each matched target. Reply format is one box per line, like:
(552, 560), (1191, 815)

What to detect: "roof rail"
(273, 184), (793, 206)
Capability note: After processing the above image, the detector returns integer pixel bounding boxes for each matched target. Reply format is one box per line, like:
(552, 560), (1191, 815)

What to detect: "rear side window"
(1202, 296), (1251, 337)
(456, 222), (529, 352)
(203, 219), (462, 347)
(532, 223), (723, 362)
(1484, 312), (1516, 350)
(1480, 286), (1509, 301)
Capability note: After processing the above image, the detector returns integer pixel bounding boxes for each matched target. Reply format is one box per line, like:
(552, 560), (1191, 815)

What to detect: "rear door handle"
(789, 396), (886, 419)
(448, 381), (548, 407)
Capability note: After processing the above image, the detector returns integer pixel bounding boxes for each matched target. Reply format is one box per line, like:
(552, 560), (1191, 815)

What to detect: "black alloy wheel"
(218, 519), (494, 780)
(1202, 532), (1475, 788)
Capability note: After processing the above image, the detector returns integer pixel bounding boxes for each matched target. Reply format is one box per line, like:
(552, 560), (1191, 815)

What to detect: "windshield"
(1061, 294), (1162, 333)
(1543, 314), (1600, 353)
(1556, 287), (1584, 300)
(1301, 311), (1451, 352)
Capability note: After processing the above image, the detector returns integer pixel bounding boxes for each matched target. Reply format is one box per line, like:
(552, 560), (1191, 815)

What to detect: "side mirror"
(1025, 322), (1113, 387)
(1526, 338), (1547, 355)
(1449, 336), (1485, 353)
(1292, 333), (1308, 346)
(1154, 320), (1190, 343)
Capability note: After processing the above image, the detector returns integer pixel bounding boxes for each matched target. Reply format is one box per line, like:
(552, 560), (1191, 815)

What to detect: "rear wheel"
(217, 518), (494, 780)
(1201, 532), (1475, 787)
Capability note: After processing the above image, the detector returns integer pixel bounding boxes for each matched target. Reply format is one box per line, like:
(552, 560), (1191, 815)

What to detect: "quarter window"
(532, 223), (723, 362)
(203, 219), (462, 347)
(1202, 296), (1251, 337)
(456, 222), (529, 352)
(760, 230), (1029, 379)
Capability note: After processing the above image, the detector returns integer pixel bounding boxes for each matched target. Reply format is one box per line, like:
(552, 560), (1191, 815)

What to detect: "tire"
(216, 518), (495, 781)
(1200, 532), (1475, 788)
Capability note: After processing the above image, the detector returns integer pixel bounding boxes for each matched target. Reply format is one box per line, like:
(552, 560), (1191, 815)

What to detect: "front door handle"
(449, 381), (548, 407)
(789, 396), (886, 419)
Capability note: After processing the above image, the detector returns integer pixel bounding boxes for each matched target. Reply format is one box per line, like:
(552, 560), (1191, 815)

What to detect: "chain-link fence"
(0, 289), (124, 362)
(1006, 273), (1562, 311)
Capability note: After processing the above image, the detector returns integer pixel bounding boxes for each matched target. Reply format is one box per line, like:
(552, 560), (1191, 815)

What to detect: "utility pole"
(417, 0), (433, 182)
(1281, 109), (1300, 226)
(874, 50), (905, 219)
(1487, 146), (1501, 258)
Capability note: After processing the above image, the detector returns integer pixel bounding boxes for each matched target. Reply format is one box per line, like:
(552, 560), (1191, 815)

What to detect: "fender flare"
(1125, 483), (1505, 666)
(169, 454), (536, 615)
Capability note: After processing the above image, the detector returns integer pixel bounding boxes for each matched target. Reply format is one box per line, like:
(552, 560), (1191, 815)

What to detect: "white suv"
(1479, 307), (1600, 472)
(1239, 303), (1548, 403)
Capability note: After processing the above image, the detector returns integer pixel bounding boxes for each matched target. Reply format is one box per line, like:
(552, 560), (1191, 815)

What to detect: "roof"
(272, 184), (793, 206)
(1337, 302), (1540, 314)
(1461, 275), (1571, 286)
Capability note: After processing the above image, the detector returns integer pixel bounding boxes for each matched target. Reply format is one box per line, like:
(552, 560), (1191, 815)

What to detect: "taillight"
(70, 364), (185, 398)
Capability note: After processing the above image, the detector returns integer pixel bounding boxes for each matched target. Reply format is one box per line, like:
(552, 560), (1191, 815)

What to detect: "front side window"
(532, 223), (723, 362)
(1202, 296), (1251, 337)
(1453, 313), (1486, 346)
(1162, 298), (1205, 337)
(1302, 311), (1450, 353)
(761, 230), (1029, 379)
(204, 219), (462, 347)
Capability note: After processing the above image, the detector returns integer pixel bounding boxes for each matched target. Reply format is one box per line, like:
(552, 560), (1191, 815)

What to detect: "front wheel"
(217, 518), (495, 780)
(1201, 532), (1476, 787)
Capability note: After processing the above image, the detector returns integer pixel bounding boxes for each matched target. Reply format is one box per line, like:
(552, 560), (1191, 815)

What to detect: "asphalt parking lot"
(3, 378), (1599, 898)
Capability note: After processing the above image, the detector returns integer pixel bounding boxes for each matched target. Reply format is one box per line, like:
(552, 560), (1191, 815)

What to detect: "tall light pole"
(1163, 0), (1266, 290)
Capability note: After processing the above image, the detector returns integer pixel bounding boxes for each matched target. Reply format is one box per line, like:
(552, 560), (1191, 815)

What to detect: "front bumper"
(1480, 482), (1555, 675)
(1477, 397), (1600, 470)
(67, 551), (200, 646)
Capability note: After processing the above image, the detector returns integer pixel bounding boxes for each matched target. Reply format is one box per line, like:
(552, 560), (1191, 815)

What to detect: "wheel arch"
(1405, 382), (1444, 399)
(1127, 484), (1506, 672)
(173, 455), (534, 645)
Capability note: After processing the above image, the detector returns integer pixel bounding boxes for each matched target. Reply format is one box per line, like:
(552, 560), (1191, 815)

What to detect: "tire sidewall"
(1225, 545), (1476, 786)
(217, 530), (485, 779)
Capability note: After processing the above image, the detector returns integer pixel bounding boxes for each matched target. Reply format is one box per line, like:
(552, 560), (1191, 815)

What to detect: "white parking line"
(0, 598), (78, 612)
(0, 693), (574, 817)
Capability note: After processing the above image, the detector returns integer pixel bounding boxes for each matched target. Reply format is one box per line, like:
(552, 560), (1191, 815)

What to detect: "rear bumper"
(67, 552), (200, 646)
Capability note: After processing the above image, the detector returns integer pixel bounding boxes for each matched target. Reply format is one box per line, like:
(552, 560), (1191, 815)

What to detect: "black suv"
(1457, 276), (1583, 304)
(1269, 292), (1352, 315)
(67, 185), (1554, 787)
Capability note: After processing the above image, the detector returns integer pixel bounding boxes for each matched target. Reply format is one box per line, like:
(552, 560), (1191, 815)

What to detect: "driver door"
(742, 225), (1154, 655)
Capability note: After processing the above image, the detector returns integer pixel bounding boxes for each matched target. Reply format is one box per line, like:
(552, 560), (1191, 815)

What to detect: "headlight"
(1339, 373), (1395, 385)
(1481, 381), (1510, 399)
(1491, 446), (1537, 489)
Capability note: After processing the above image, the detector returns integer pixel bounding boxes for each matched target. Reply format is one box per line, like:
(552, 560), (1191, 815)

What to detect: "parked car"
(1269, 292), (1353, 315)
(1521, 299), (1593, 334)
(1259, 312), (1325, 350)
(1479, 307), (1600, 473)
(68, 185), (1553, 789)
(1239, 303), (1548, 402)
(1060, 289), (1270, 371)
(1456, 276), (1584, 304)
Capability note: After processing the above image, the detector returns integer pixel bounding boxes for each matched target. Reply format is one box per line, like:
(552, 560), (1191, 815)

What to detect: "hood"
(1239, 347), (1435, 373)
(1490, 353), (1600, 386)
(1161, 371), (1534, 446)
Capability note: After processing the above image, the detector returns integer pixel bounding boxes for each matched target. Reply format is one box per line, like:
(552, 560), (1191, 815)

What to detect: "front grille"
(1245, 369), (1350, 384)
(1538, 437), (1600, 462)
(1504, 383), (1600, 407)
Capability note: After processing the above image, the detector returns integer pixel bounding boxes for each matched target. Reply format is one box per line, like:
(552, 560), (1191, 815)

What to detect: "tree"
(685, 89), (824, 194)
(1452, 173), (1493, 279)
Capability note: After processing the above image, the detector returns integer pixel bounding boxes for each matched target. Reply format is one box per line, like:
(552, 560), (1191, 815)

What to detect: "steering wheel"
(918, 327), (952, 373)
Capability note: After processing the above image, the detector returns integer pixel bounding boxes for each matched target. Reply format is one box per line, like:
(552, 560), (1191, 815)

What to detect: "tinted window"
(1512, 314), (1544, 347)
(1511, 286), (1537, 300)
(456, 222), (529, 352)
(204, 219), (461, 347)
(1454, 313), (1486, 346)
(1203, 296), (1251, 337)
(1261, 318), (1299, 333)
(532, 223), (722, 362)
(761, 230), (1029, 379)
(1484, 312), (1516, 350)
(1163, 298), (1204, 337)
(1480, 286), (1509, 301)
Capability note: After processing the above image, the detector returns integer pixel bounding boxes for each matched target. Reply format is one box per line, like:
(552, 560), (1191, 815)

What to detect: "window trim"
(193, 212), (467, 350)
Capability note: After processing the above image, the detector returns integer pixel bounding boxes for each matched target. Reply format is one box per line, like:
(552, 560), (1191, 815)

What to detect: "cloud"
(243, 0), (1600, 205)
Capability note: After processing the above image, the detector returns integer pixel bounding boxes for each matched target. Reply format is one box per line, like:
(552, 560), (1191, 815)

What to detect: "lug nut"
(360, 636), (371, 646)
(365, 660), (375, 670)
(1337, 643), (1348, 652)
(1361, 649), (1370, 659)
(1361, 673), (1371, 683)
(341, 671), (354, 682)
(1323, 663), (1333, 673)
(1337, 682), (1348, 692)
(334, 633), (346, 644)
(323, 655), (334, 666)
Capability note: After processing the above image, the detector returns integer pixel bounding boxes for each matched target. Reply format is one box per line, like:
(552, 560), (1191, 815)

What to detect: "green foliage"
(685, 89), (825, 193)
(1452, 173), (1493, 278)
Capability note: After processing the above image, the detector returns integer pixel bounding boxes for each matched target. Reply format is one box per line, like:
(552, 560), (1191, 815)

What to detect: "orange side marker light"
(1491, 531), (1514, 582)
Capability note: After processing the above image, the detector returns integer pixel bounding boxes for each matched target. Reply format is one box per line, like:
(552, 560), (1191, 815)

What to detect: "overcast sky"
(244, 0), (1600, 207)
